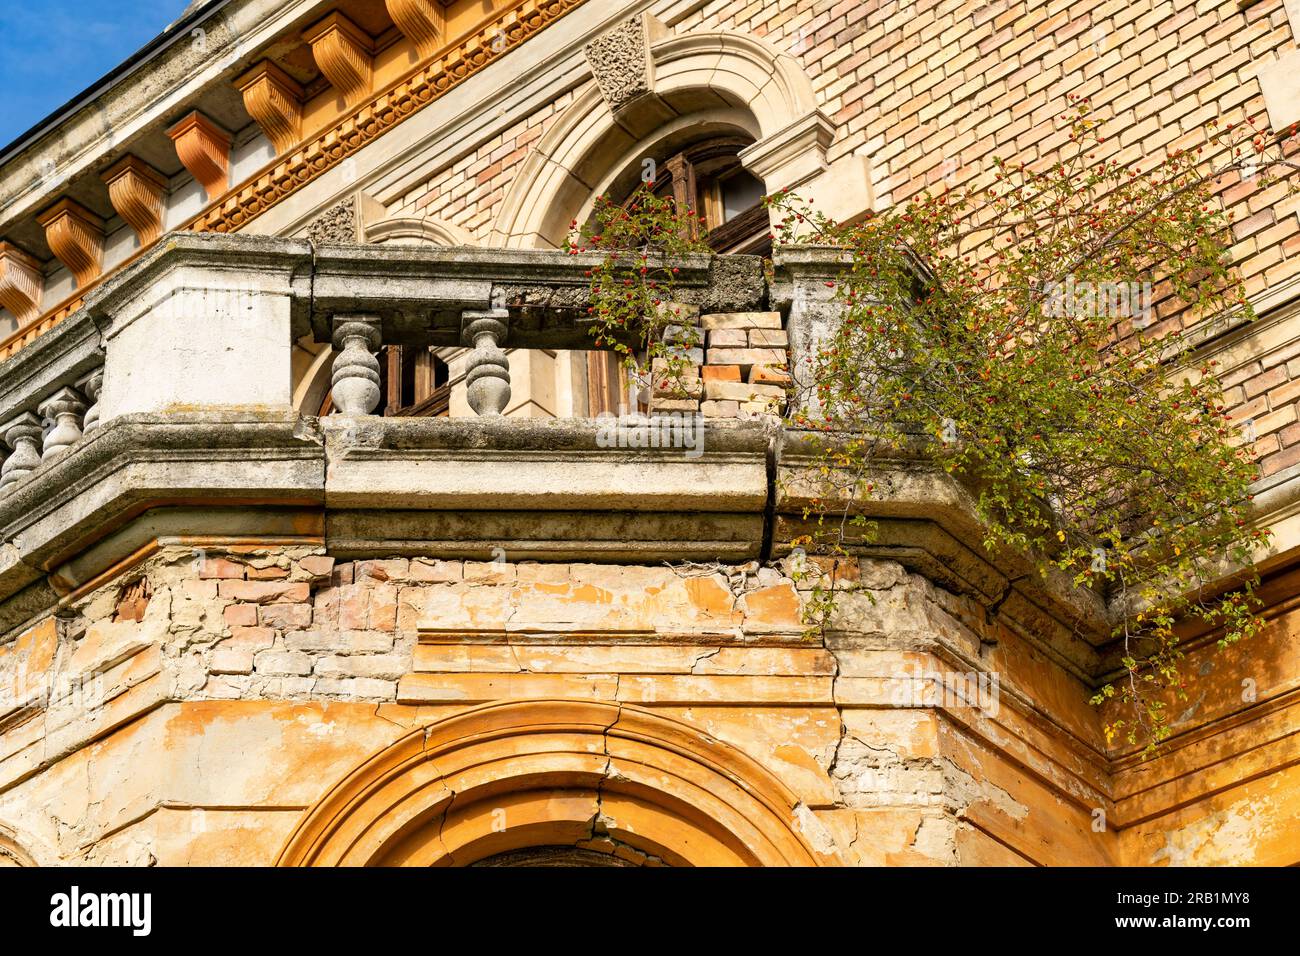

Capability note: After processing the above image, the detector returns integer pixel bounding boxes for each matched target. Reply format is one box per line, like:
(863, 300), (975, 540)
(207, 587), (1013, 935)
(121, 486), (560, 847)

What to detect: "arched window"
(646, 137), (770, 255)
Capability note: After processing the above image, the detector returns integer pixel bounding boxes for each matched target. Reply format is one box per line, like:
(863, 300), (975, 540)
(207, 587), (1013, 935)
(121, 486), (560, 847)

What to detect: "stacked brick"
(650, 308), (791, 419)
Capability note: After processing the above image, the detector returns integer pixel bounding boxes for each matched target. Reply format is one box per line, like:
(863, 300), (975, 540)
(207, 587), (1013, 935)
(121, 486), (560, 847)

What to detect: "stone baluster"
(77, 369), (104, 434)
(331, 315), (382, 415)
(0, 413), (44, 492)
(462, 308), (511, 416)
(38, 387), (87, 460)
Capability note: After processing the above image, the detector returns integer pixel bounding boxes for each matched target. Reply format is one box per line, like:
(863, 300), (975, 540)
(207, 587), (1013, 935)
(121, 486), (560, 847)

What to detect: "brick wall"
(386, 0), (1300, 478)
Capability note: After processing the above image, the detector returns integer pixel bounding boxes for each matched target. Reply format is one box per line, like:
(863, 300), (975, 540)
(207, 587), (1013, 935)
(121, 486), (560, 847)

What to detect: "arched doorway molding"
(276, 699), (838, 866)
(491, 29), (836, 249)
(0, 822), (44, 866)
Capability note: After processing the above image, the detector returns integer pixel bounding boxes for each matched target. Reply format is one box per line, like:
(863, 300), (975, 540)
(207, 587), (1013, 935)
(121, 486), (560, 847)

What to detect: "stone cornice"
(775, 429), (1111, 676)
(187, 0), (587, 236)
(0, 234), (1292, 682)
(0, 412), (323, 591)
(0, 0), (591, 365)
(0, 402), (1294, 688)
(0, 0), (244, 219)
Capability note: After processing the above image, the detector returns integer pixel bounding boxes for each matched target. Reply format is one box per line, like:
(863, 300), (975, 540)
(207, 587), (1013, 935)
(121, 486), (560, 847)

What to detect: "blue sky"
(0, 0), (193, 147)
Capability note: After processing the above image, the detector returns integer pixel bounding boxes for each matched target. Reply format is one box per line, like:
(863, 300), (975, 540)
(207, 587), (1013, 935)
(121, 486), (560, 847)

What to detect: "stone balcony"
(0, 231), (1253, 683)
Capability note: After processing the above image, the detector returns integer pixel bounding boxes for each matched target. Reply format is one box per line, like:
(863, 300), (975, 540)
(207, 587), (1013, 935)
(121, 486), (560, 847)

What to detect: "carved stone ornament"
(306, 197), (360, 244)
(0, 242), (44, 325)
(36, 199), (104, 289)
(236, 60), (306, 155)
(0, 412), (44, 491)
(583, 13), (666, 114)
(167, 111), (231, 201)
(37, 386), (86, 461)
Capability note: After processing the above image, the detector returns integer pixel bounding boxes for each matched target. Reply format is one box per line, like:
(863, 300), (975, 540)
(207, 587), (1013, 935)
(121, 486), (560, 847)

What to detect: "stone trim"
(276, 699), (832, 866)
(491, 29), (826, 248)
(364, 215), (469, 245)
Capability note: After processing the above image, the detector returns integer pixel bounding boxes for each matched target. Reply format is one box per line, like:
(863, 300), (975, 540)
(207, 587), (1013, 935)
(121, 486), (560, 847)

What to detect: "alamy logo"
(49, 886), (151, 936)
(1043, 276), (1153, 325)
(594, 409), (705, 459)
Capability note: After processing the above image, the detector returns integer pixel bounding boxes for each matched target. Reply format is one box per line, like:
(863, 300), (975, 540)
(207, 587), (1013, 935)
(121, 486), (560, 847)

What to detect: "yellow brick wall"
(390, 0), (1300, 491)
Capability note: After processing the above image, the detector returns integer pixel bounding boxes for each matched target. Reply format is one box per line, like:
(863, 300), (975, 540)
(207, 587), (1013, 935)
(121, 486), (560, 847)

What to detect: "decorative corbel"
(101, 155), (169, 245)
(385, 0), (445, 60)
(36, 198), (105, 289)
(236, 60), (306, 155)
(303, 12), (377, 108)
(167, 111), (231, 201)
(0, 242), (44, 325)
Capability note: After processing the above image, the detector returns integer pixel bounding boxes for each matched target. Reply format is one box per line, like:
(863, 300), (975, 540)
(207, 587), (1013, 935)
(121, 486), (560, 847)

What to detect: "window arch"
(0, 825), (39, 867)
(618, 135), (770, 255)
(491, 31), (828, 250)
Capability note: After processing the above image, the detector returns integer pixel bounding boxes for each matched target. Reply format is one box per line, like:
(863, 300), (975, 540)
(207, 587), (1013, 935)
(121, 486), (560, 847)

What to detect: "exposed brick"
(252, 649), (313, 677)
(1244, 365), (1288, 399)
(356, 559), (410, 582)
(704, 380), (787, 402)
(700, 399), (740, 417)
(298, 556), (336, 581)
(749, 329), (789, 347)
(464, 561), (516, 584)
(708, 328), (748, 347)
(702, 365), (741, 381)
(222, 604), (259, 627)
(314, 654), (408, 681)
(246, 566), (289, 580)
(409, 559), (463, 582)
(749, 365), (792, 384)
(706, 348), (787, 368)
(217, 580), (310, 604)
(199, 557), (245, 580)
(258, 603), (313, 629)
(700, 312), (783, 330)
(211, 647), (254, 675)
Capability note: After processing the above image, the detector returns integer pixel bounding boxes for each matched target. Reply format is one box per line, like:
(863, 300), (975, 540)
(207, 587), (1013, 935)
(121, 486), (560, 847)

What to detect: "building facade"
(0, 0), (1298, 866)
